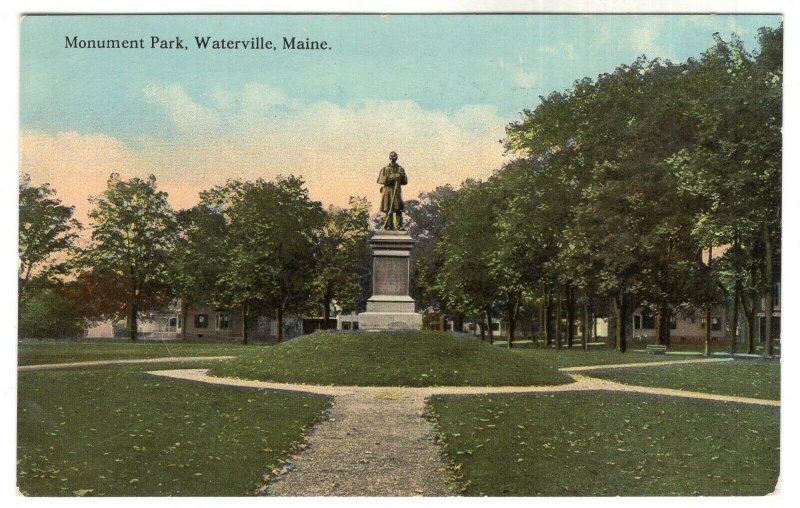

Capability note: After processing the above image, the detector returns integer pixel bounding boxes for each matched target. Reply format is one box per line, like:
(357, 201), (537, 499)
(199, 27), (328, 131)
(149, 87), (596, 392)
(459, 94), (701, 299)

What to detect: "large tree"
(81, 174), (176, 341)
(434, 179), (500, 341)
(218, 176), (325, 342)
(313, 197), (371, 326)
(171, 204), (230, 340)
(18, 174), (81, 302)
(669, 27), (782, 357)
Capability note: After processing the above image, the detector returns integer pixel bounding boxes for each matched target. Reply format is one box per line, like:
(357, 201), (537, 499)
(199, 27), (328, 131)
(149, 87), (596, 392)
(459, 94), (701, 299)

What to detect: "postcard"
(16, 12), (782, 497)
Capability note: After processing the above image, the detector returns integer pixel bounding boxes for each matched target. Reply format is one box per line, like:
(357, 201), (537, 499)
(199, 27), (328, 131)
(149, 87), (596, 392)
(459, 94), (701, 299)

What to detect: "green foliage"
(172, 204), (230, 309)
(433, 179), (500, 320)
(405, 185), (457, 310)
(210, 177), (325, 337)
(18, 288), (86, 339)
(211, 331), (571, 387)
(427, 392), (779, 496)
(18, 174), (81, 301)
(314, 197), (371, 315)
(78, 174), (176, 330)
(17, 363), (329, 496)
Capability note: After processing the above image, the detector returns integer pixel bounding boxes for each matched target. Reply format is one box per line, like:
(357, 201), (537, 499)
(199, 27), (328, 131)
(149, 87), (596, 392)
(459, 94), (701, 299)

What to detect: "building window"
(642, 312), (655, 330)
(669, 315), (677, 330)
(195, 314), (208, 328)
(711, 316), (722, 331)
(216, 313), (230, 330)
(633, 315), (642, 330)
(342, 322), (351, 331)
(352, 322), (359, 330)
(169, 317), (177, 327)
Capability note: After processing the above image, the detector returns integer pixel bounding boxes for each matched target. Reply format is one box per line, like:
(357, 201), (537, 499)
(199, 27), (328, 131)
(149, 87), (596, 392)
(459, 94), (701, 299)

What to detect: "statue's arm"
(399, 167), (408, 185)
(377, 167), (387, 185)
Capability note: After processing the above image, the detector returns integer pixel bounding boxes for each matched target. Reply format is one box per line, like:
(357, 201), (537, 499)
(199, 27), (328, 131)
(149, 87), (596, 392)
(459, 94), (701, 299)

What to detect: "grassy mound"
(210, 331), (571, 387)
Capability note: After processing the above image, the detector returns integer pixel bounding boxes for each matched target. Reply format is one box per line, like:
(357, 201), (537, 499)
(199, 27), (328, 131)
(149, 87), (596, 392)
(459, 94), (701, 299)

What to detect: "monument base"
(358, 312), (423, 331)
(357, 229), (423, 331)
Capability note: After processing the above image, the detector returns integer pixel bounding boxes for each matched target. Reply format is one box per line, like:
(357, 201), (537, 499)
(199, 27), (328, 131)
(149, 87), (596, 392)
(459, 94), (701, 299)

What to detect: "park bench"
(645, 344), (667, 355)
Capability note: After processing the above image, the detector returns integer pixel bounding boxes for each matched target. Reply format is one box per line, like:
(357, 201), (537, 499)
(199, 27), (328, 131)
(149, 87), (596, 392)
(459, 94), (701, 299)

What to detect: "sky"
(20, 14), (782, 223)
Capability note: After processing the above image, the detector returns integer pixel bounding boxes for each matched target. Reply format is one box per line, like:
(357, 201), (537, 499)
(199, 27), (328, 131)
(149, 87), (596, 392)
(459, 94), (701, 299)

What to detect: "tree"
(669, 26), (782, 357)
(18, 174), (81, 302)
(81, 174), (176, 341)
(18, 286), (86, 339)
(434, 179), (500, 341)
(314, 197), (371, 326)
(404, 185), (457, 319)
(171, 204), (230, 340)
(219, 176), (325, 342)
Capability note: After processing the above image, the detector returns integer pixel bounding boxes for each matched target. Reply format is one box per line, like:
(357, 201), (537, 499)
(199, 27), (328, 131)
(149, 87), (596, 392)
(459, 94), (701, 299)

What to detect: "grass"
(17, 362), (330, 496)
(587, 359), (781, 400)
(426, 392), (780, 496)
(18, 339), (250, 366)
(508, 347), (694, 369)
(210, 331), (572, 387)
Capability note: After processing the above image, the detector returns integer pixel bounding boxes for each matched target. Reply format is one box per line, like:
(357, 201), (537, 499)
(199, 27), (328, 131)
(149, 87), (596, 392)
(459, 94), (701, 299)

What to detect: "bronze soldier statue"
(377, 151), (408, 230)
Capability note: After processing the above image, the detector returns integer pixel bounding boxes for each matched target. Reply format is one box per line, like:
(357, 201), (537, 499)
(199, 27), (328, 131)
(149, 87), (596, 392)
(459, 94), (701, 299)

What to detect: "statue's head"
(389, 151), (398, 162)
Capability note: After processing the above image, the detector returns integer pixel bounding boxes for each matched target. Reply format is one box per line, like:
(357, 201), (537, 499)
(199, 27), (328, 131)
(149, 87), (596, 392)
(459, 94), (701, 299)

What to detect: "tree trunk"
(614, 292), (627, 353)
(762, 223), (774, 358)
(485, 307), (494, 344)
(322, 287), (333, 330)
(704, 246), (713, 357)
(242, 301), (249, 344)
(581, 297), (589, 351)
(181, 301), (188, 341)
(555, 289), (562, 350)
(730, 281), (741, 357)
(545, 285), (554, 347)
(129, 298), (138, 342)
(479, 317), (486, 341)
(507, 295), (519, 349)
(565, 283), (575, 349)
(538, 294), (545, 344)
(743, 290), (756, 354)
(655, 305), (670, 346)
(276, 306), (284, 343)
(606, 298), (617, 350)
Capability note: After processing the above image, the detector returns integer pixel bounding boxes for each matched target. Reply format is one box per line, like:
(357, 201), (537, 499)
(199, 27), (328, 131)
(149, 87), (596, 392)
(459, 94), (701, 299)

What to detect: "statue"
(377, 151), (408, 230)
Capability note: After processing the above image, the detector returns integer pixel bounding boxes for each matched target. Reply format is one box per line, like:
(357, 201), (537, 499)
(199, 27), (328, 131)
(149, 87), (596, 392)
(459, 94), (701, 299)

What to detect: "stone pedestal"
(358, 230), (423, 331)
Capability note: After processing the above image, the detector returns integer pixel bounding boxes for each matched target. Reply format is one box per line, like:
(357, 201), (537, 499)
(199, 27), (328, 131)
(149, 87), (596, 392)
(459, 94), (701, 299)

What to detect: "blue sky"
(19, 14), (782, 217)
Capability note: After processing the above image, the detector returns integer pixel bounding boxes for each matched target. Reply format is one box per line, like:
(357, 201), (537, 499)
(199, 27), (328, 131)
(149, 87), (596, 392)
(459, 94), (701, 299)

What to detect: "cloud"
(143, 83), (222, 136)
(498, 58), (538, 88)
(20, 131), (143, 224)
(22, 83), (510, 222)
(539, 43), (577, 61)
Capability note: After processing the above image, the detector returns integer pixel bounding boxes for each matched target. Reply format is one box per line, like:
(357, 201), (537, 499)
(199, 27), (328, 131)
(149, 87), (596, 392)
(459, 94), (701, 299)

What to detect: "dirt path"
(18, 356), (235, 372)
(269, 390), (449, 496)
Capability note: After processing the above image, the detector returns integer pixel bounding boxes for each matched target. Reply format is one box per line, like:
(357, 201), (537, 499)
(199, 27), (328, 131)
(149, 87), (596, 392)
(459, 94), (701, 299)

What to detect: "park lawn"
(508, 347), (694, 369)
(18, 362), (330, 496)
(587, 360), (780, 400)
(426, 392), (779, 496)
(211, 331), (571, 387)
(18, 339), (251, 366)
